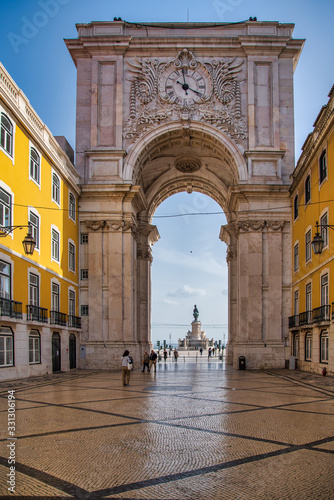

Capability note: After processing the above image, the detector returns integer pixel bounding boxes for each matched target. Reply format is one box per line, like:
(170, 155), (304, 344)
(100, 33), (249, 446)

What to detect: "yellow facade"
(290, 85), (334, 375)
(0, 63), (81, 380)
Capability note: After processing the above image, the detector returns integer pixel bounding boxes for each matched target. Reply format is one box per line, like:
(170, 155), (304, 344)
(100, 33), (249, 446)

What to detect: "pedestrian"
(122, 350), (132, 386)
(208, 347), (212, 358)
(200, 347), (203, 356)
(174, 348), (179, 362)
(142, 350), (150, 372)
(163, 349), (168, 361)
(149, 349), (158, 372)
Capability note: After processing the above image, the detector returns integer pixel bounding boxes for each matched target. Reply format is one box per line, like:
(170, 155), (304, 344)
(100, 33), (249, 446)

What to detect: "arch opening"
(150, 191), (228, 351)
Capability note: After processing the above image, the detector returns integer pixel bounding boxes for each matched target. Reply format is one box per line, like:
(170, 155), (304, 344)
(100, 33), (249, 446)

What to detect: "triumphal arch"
(65, 20), (304, 369)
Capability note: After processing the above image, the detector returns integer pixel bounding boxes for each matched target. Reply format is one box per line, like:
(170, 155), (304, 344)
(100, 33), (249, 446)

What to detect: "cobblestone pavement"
(0, 353), (333, 499)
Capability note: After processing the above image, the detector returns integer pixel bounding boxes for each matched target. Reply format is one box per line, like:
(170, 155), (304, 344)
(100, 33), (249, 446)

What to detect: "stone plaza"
(0, 354), (333, 499)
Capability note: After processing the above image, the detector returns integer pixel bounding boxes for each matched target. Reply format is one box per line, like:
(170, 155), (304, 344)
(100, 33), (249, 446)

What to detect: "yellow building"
(0, 63), (81, 380)
(289, 85), (334, 375)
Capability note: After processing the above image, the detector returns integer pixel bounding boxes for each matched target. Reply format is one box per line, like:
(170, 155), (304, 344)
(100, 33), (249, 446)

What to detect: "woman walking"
(122, 350), (132, 386)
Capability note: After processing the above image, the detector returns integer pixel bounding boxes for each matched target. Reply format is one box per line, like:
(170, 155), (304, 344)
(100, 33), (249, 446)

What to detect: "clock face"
(159, 65), (213, 105)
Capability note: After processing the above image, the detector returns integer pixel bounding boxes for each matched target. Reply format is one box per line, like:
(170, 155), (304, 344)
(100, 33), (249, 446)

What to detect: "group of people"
(121, 347), (180, 386)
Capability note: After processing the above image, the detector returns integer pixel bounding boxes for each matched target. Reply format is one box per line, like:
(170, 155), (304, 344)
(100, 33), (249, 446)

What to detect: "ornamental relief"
(124, 49), (247, 146)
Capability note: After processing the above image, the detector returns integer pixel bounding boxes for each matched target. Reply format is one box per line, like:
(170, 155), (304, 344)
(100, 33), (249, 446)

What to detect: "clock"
(159, 63), (213, 106)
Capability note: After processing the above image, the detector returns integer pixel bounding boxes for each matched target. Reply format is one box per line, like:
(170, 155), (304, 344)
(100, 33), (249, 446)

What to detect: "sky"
(1, 0), (334, 346)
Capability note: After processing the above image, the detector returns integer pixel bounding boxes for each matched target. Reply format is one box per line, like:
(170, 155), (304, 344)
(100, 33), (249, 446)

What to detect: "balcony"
(288, 315), (299, 328)
(50, 310), (67, 326)
(68, 315), (81, 329)
(0, 298), (23, 319)
(27, 305), (48, 323)
(312, 305), (331, 323)
(299, 310), (312, 326)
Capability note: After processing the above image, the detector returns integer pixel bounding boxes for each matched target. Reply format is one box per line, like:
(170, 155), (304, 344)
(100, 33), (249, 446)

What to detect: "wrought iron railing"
(68, 315), (81, 329)
(288, 315), (299, 328)
(0, 297), (22, 319)
(50, 310), (67, 326)
(312, 305), (331, 323)
(299, 310), (312, 326)
(27, 305), (48, 323)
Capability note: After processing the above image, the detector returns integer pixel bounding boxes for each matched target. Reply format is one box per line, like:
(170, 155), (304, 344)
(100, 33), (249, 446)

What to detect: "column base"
(79, 341), (153, 370)
(228, 342), (286, 369)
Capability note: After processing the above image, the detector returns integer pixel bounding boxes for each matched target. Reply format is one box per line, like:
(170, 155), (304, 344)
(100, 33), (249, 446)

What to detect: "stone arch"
(124, 120), (248, 185)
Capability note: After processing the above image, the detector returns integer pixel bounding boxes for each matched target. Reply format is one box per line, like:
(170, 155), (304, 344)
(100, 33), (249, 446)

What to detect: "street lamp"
(312, 221), (334, 255)
(0, 225), (36, 255)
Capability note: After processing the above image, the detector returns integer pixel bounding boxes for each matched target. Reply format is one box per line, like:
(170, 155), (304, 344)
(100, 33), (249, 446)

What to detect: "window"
(305, 333), (312, 361)
(0, 327), (14, 367)
(80, 233), (88, 244)
(292, 333), (299, 358)
(305, 230), (312, 263)
(294, 243), (299, 272)
(30, 147), (40, 184)
(293, 195), (299, 220)
(69, 290), (75, 317)
(29, 330), (40, 364)
(319, 150), (327, 184)
(320, 212), (328, 248)
(52, 172), (60, 204)
(0, 113), (13, 156)
(69, 193), (76, 221)
(320, 331), (329, 363)
(306, 283), (312, 312)
(305, 175), (311, 204)
(0, 261), (11, 299)
(0, 187), (11, 228)
(29, 273), (39, 306)
(52, 282), (59, 312)
(69, 242), (75, 272)
(81, 269), (88, 280)
(29, 211), (39, 250)
(51, 228), (59, 262)
(294, 290), (299, 316)
(81, 305), (89, 316)
(321, 274), (329, 306)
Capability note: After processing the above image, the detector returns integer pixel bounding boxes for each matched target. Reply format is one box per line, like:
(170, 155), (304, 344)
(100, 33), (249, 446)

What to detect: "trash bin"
(239, 356), (246, 370)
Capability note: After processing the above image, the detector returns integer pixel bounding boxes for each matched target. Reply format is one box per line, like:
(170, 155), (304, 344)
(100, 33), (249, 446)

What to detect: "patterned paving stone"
(0, 356), (333, 498)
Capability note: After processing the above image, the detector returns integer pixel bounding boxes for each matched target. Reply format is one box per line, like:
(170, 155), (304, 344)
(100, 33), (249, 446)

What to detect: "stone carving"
(175, 157), (201, 173)
(226, 248), (237, 263)
(85, 221), (106, 231)
(237, 221), (266, 232)
(267, 221), (285, 231)
(137, 244), (153, 263)
(124, 49), (247, 145)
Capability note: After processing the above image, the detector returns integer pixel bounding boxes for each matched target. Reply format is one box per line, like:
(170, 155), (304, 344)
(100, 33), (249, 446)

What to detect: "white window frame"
(305, 333), (312, 361)
(52, 170), (61, 206)
(68, 239), (76, 273)
(29, 271), (40, 307)
(69, 192), (76, 222)
(0, 109), (15, 163)
(321, 272), (329, 307)
(29, 330), (41, 364)
(319, 150), (327, 185)
(305, 229), (312, 263)
(29, 143), (41, 187)
(0, 259), (11, 299)
(69, 288), (76, 317)
(51, 225), (60, 263)
(28, 208), (40, 252)
(320, 331), (329, 363)
(294, 242), (299, 272)
(320, 211), (329, 249)
(51, 279), (60, 312)
(294, 289), (299, 316)
(0, 327), (14, 367)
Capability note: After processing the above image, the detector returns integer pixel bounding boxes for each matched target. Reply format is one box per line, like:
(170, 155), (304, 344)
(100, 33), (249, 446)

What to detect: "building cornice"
(291, 86), (334, 191)
(0, 63), (81, 195)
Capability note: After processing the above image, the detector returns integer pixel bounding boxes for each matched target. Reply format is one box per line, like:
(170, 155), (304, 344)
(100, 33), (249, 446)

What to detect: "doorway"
(52, 332), (61, 372)
(69, 334), (76, 369)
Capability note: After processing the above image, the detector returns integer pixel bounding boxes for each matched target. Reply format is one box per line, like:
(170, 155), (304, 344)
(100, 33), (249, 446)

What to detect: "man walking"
(149, 350), (158, 372)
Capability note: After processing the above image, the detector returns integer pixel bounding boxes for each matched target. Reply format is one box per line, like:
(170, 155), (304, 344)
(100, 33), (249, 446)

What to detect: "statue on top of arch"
(193, 304), (199, 322)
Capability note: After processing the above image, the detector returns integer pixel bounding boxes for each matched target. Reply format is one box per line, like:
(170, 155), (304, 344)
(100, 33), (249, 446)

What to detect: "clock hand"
(176, 80), (189, 95)
(188, 87), (203, 96)
(182, 67), (187, 85)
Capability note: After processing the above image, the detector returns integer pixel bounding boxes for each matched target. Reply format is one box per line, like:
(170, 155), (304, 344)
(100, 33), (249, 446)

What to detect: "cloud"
(167, 284), (206, 298)
(163, 298), (179, 306)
